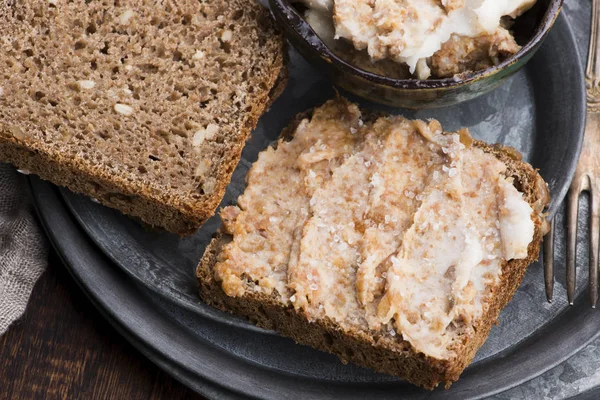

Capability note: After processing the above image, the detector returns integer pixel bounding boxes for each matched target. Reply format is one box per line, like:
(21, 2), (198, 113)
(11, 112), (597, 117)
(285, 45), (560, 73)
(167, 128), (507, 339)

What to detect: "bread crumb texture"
(0, 0), (283, 234)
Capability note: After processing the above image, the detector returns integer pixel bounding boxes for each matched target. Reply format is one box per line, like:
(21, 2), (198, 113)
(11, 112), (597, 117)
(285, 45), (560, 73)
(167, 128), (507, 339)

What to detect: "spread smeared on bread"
(213, 99), (536, 359)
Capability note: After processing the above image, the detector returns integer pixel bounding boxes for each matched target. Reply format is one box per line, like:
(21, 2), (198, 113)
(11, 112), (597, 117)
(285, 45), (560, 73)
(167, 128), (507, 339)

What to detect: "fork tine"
(543, 218), (555, 303)
(567, 184), (581, 305)
(590, 182), (600, 308)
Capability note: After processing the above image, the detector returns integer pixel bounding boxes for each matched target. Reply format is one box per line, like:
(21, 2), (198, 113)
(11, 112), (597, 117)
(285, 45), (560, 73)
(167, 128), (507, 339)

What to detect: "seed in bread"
(197, 98), (550, 389)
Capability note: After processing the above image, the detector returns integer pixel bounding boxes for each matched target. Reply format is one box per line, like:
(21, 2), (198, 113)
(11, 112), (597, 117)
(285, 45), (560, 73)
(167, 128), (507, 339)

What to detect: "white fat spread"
(305, 6), (337, 48)
(299, 0), (535, 77)
(374, 134), (530, 358)
(499, 179), (535, 260)
(215, 100), (538, 360)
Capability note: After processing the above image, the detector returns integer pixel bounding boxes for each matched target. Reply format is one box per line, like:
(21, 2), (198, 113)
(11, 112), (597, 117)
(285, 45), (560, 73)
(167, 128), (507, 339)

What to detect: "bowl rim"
(270, 0), (565, 90)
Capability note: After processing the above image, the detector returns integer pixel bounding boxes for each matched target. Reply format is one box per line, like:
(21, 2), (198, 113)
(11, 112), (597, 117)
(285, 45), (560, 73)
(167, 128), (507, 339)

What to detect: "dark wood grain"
(0, 251), (204, 400)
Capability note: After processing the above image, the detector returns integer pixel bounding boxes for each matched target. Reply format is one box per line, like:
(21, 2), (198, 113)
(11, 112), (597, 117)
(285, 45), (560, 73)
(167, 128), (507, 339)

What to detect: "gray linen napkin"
(0, 164), (48, 336)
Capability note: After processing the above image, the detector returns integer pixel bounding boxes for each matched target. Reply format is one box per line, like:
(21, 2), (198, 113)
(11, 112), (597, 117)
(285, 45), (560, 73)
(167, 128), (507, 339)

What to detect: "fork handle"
(587, 0), (600, 107)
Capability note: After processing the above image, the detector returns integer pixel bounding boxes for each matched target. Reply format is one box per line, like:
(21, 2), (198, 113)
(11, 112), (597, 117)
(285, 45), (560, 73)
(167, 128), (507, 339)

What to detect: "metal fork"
(544, 0), (600, 307)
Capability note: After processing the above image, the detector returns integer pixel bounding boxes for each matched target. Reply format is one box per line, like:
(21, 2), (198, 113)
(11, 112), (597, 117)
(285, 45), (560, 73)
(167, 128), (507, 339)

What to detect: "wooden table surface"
(0, 250), (205, 399)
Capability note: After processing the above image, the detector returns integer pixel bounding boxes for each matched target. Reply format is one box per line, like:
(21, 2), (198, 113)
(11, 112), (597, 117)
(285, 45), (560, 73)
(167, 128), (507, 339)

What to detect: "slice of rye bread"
(196, 104), (551, 390)
(0, 0), (284, 235)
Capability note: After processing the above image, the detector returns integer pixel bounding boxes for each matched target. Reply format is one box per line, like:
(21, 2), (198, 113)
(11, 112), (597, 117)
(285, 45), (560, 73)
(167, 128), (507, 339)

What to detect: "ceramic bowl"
(269, 0), (564, 109)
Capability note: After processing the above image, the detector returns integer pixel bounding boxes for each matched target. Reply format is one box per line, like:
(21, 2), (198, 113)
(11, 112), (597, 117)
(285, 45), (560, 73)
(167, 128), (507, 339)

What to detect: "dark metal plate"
(31, 9), (593, 400)
(60, 10), (584, 343)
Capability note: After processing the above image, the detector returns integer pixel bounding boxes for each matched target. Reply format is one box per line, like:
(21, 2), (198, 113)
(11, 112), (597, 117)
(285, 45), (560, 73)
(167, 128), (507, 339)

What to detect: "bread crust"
(196, 106), (550, 389)
(0, 2), (285, 236)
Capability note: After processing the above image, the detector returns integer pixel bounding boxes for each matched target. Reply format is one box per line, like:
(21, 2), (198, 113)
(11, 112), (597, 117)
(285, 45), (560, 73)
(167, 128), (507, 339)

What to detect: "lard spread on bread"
(214, 100), (534, 359)
(300, 0), (536, 79)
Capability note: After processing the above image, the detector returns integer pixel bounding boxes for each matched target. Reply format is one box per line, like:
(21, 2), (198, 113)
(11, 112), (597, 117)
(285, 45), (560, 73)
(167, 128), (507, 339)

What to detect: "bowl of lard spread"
(269, 0), (563, 109)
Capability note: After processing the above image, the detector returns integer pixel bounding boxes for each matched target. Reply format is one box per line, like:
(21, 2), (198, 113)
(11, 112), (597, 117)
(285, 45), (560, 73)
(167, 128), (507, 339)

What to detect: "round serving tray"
(59, 10), (583, 338)
(31, 9), (595, 400)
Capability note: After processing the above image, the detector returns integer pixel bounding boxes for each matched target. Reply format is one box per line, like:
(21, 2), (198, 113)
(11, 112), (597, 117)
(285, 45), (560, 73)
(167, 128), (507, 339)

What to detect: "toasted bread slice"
(196, 98), (550, 389)
(0, 0), (284, 235)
